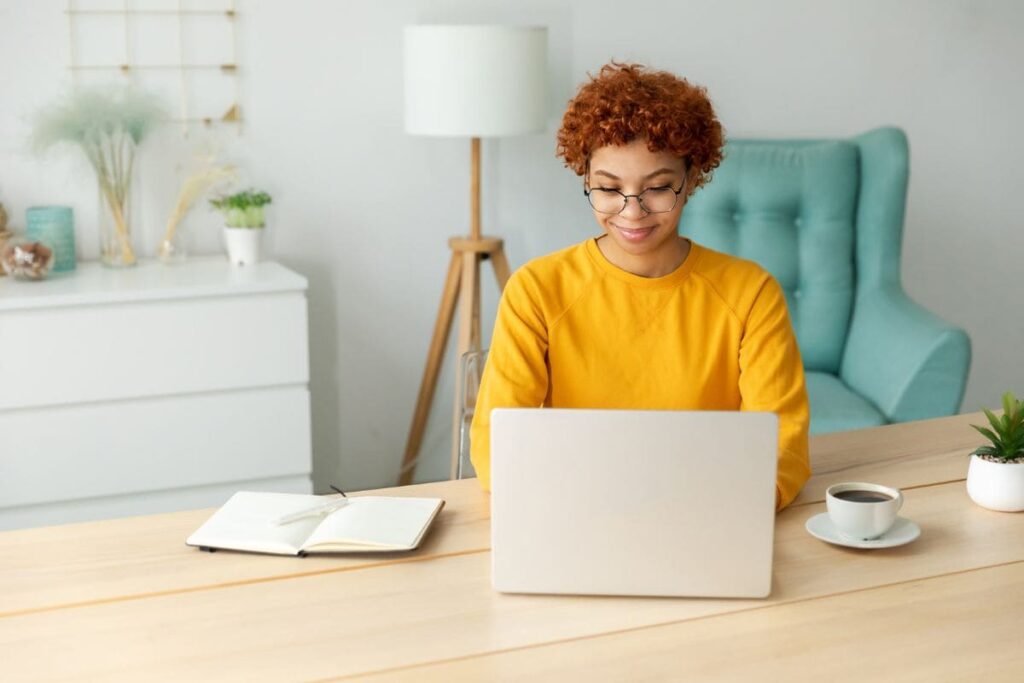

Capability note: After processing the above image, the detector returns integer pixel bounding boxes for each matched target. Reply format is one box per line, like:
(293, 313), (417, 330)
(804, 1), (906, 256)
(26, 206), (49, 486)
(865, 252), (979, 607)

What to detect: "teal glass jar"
(26, 205), (76, 273)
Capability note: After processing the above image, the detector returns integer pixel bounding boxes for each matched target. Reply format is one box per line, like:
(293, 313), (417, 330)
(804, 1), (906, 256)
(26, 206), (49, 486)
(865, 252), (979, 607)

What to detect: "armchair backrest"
(679, 127), (909, 375)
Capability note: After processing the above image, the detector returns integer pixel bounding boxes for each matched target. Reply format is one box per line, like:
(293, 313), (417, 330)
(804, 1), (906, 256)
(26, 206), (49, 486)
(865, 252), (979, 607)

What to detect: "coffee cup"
(825, 482), (903, 540)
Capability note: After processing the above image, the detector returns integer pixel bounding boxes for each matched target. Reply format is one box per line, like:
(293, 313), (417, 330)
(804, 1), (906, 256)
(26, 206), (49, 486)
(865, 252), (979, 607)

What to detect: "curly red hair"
(556, 62), (724, 196)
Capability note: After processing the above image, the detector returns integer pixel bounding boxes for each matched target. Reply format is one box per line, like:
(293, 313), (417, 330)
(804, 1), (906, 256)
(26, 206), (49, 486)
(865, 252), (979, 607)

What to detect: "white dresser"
(0, 258), (312, 530)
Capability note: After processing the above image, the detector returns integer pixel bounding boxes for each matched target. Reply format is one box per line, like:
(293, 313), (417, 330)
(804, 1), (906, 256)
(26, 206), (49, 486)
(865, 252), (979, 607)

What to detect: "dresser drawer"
(0, 292), (309, 410)
(0, 385), (312, 508)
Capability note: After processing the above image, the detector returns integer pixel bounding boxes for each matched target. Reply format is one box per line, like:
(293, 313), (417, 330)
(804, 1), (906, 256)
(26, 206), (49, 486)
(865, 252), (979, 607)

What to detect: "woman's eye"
(594, 185), (671, 193)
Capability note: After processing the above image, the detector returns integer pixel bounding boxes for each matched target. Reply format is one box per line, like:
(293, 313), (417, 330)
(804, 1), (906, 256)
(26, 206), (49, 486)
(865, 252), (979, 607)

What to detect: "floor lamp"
(399, 25), (547, 484)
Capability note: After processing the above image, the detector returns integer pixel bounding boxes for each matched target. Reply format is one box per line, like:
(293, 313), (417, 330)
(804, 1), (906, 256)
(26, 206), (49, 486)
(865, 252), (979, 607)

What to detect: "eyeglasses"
(583, 172), (687, 215)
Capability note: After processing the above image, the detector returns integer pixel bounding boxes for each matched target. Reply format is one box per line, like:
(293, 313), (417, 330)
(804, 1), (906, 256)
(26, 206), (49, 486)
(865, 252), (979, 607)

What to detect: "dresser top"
(0, 258), (308, 311)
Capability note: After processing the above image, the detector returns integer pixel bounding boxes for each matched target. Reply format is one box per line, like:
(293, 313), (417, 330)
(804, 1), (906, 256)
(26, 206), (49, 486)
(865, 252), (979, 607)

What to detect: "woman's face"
(586, 139), (688, 270)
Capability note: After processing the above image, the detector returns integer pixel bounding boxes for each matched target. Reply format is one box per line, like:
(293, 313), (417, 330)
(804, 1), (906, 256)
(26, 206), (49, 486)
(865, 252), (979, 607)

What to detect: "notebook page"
(301, 497), (443, 551)
(186, 492), (327, 555)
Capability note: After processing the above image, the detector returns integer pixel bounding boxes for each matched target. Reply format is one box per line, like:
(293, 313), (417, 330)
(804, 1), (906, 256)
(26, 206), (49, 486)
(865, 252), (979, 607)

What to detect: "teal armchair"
(679, 127), (971, 434)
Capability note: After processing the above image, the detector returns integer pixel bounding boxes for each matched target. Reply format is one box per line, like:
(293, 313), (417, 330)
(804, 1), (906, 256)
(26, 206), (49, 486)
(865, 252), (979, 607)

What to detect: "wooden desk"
(2, 412), (1022, 681)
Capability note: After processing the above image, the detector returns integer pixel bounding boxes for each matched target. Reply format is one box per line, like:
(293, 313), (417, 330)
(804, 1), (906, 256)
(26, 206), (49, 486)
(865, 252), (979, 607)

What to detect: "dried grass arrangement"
(158, 156), (238, 263)
(33, 86), (166, 267)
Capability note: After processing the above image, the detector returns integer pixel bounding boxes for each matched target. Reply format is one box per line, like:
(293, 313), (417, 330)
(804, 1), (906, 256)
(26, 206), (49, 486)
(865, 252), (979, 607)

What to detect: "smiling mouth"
(613, 224), (656, 240)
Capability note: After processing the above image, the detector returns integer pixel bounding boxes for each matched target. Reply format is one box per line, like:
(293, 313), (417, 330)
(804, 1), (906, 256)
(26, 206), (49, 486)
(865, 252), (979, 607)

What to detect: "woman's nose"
(619, 195), (648, 220)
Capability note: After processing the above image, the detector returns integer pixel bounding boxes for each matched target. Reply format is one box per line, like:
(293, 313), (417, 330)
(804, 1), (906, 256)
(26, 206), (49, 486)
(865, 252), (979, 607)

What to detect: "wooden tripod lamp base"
(397, 135), (512, 485)
(398, 135), (511, 485)
(400, 25), (547, 485)
(398, 234), (510, 485)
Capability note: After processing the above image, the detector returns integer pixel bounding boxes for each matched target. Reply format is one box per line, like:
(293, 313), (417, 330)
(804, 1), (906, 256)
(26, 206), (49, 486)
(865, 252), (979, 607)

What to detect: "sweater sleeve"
(469, 269), (550, 490)
(738, 275), (812, 511)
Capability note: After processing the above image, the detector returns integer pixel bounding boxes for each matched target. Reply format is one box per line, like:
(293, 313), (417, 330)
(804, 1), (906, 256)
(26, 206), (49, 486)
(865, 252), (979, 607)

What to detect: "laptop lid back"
(490, 408), (778, 598)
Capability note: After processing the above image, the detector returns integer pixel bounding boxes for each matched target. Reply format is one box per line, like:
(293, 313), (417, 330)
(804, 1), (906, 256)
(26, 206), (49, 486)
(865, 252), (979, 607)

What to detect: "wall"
(1, 0), (1021, 493)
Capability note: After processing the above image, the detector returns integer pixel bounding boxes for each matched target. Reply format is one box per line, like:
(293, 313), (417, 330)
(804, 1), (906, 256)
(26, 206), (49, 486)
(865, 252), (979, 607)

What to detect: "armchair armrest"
(839, 286), (971, 422)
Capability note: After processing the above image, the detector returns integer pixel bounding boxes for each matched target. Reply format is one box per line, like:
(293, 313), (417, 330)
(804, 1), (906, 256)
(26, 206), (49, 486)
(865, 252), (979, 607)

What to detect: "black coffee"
(833, 490), (893, 503)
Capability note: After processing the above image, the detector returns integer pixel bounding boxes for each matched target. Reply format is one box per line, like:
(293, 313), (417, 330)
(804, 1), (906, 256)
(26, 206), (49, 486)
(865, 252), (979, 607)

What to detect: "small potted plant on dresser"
(210, 189), (272, 266)
(966, 392), (1024, 512)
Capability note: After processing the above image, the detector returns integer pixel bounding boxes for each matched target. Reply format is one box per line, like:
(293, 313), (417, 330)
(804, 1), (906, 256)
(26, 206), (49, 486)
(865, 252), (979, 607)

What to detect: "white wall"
(2, 0), (1021, 493)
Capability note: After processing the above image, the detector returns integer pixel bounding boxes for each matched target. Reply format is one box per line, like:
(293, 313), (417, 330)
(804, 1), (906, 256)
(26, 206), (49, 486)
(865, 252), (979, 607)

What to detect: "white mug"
(825, 482), (904, 540)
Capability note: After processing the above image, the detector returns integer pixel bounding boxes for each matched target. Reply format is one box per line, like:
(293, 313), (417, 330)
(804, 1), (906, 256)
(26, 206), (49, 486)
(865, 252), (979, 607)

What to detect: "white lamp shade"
(404, 25), (547, 137)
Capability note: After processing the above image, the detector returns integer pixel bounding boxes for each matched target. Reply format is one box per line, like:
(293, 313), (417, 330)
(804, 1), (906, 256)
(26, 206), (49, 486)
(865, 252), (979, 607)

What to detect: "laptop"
(489, 408), (778, 598)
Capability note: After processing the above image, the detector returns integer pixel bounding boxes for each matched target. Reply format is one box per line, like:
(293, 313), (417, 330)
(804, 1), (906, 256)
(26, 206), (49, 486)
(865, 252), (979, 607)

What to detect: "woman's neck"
(596, 235), (691, 278)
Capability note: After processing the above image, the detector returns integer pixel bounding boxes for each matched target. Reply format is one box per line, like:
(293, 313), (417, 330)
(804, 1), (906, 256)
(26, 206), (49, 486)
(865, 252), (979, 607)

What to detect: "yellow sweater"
(470, 237), (811, 510)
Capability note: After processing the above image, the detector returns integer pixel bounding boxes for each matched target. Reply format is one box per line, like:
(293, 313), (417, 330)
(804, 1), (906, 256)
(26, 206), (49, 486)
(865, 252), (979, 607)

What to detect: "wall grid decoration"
(65, 0), (242, 136)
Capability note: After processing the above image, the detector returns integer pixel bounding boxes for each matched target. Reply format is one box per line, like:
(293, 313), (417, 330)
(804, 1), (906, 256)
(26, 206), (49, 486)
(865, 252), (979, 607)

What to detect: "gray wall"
(1, 0), (1021, 492)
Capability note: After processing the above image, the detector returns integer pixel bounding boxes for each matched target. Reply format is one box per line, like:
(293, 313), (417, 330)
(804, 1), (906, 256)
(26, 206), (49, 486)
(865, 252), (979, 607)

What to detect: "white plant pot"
(966, 454), (1024, 512)
(223, 227), (262, 266)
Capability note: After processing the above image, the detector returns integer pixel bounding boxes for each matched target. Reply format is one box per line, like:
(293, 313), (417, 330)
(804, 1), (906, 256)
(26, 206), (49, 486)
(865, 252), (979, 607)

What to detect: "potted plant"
(966, 391), (1024, 512)
(210, 189), (272, 266)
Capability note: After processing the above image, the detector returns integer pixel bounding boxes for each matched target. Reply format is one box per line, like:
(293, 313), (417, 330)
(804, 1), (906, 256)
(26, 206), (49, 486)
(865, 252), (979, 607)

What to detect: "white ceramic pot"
(966, 454), (1024, 512)
(223, 227), (262, 266)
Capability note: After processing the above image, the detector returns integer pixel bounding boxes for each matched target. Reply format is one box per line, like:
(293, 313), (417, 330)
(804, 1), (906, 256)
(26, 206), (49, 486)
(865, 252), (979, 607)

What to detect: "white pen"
(273, 485), (350, 526)
(272, 498), (349, 526)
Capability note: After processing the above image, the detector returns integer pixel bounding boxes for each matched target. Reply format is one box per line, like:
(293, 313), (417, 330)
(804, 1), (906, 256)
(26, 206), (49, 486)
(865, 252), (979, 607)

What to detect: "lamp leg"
(398, 252), (462, 485)
(400, 237), (510, 486)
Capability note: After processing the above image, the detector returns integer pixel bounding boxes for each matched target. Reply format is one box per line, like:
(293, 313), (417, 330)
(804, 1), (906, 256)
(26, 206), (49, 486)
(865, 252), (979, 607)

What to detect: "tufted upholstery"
(679, 127), (971, 434)
(679, 141), (857, 373)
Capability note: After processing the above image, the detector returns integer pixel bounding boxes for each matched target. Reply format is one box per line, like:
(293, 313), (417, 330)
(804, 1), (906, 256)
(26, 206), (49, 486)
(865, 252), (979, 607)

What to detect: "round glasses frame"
(583, 167), (688, 215)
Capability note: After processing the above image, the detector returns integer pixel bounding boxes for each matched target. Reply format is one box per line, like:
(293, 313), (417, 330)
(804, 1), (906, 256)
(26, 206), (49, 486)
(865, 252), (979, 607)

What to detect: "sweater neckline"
(584, 236), (702, 289)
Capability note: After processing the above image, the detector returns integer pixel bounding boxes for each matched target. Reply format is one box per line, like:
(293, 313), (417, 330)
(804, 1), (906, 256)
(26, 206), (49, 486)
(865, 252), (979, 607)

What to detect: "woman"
(470, 62), (810, 510)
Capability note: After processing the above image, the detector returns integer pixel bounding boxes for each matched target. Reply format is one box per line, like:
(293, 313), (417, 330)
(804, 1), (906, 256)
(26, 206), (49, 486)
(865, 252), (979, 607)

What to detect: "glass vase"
(157, 222), (189, 265)
(96, 130), (139, 268)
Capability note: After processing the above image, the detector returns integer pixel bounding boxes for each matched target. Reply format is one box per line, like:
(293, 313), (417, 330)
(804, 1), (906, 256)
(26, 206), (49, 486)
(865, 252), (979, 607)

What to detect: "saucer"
(805, 513), (921, 549)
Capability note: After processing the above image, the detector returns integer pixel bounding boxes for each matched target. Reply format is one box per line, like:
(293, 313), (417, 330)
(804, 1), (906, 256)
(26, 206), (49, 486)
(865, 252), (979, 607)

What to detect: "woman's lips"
(613, 224), (656, 243)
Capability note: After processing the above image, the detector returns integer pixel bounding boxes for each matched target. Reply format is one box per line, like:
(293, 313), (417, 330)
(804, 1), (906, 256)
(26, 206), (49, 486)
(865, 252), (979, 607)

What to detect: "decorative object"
(159, 157), (238, 264)
(399, 25), (547, 484)
(210, 188), (272, 266)
(1, 237), (55, 280)
(966, 392), (1024, 512)
(0, 202), (11, 278)
(0, 240), (9, 278)
(33, 86), (165, 268)
(66, 1), (243, 136)
(26, 206), (76, 272)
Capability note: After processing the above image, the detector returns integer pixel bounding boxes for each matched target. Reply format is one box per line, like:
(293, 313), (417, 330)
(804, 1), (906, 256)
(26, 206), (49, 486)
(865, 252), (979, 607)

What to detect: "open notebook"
(186, 492), (445, 556)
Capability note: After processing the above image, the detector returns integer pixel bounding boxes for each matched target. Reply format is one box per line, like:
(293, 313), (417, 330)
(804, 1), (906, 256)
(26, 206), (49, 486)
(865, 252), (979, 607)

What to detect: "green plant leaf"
(983, 408), (1005, 434)
(244, 206), (265, 227)
(972, 446), (999, 457)
(1003, 392), (1015, 419)
(971, 424), (1001, 446)
(209, 187), (272, 222)
(227, 207), (246, 227)
(1010, 396), (1024, 429)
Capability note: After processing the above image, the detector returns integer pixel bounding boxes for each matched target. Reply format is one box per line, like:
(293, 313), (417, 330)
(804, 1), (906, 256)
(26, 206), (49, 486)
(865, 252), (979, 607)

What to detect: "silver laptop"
(490, 408), (778, 598)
